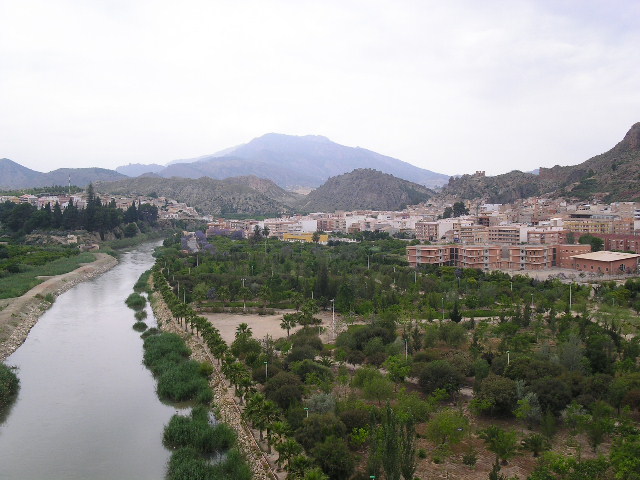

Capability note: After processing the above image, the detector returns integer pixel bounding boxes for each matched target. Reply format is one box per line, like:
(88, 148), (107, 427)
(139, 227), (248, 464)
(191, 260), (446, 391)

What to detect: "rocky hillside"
(115, 163), (164, 177)
(443, 123), (640, 202)
(0, 158), (126, 190)
(122, 133), (449, 189)
(297, 169), (433, 212)
(96, 176), (298, 216)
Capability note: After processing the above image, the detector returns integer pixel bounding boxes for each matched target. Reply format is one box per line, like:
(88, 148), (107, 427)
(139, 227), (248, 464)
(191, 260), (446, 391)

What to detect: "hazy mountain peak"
(154, 133), (448, 190)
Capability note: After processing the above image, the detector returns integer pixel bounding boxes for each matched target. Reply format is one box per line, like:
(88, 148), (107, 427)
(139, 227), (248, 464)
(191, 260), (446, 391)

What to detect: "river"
(0, 242), (174, 480)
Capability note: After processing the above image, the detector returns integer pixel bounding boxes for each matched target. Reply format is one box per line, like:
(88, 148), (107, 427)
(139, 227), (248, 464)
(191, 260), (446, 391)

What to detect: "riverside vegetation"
(126, 270), (252, 480)
(149, 230), (640, 480)
(0, 363), (19, 414)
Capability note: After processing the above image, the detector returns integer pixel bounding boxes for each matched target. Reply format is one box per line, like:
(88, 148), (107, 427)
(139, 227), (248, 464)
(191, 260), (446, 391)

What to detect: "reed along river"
(0, 242), (175, 480)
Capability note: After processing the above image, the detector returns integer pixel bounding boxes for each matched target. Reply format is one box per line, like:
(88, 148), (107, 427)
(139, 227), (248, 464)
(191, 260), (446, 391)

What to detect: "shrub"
(134, 270), (151, 293)
(163, 407), (236, 452)
(140, 327), (159, 339)
(134, 310), (147, 321)
(418, 360), (464, 396)
(0, 363), (20, 410)
(157, 361), (212, 404)
(125, 292), (146, 311)
(132, 321), (148, 332)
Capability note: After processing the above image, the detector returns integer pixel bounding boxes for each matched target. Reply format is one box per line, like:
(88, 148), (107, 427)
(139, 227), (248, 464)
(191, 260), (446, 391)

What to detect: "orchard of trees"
(150, 231), (640, 480)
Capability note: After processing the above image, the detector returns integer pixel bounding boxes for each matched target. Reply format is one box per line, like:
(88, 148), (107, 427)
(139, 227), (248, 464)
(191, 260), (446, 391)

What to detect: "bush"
(134, 270), (151, 293)
(140, 327), (160, 339)
(418, 360), (464, 395)
(134, 310), (148, 321)
(163, 407), (236, 452)
(0, 363), (20, 410)
(157, 361), (212, 404)
(264, 371), (303, 409)
(125, 292), (146, 311)
(143, 333), (191, 373)
(142, 332), (211, 404)
(132, 321), (148, 332)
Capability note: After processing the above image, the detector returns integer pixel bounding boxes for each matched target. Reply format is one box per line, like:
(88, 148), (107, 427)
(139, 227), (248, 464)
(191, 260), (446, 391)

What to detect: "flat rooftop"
(571, 251), (640, 262)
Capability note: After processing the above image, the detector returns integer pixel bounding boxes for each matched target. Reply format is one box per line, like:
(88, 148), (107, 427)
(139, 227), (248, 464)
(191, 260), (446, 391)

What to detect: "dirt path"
(201, 310), (342, 345)
(0, 253), (118, 362)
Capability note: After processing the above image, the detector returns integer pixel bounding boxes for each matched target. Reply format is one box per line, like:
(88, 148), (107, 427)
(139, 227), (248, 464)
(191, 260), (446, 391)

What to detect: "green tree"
(383, 355), (411, 386)
(425, 408), (468, 448)
(452, 201), (469, 217)
(521, 433), (550, 457)
(280, 313), (299, 338)
(478, 425), (519, 465)
(514, 392), (542, 429)
(311, 436), (354, 480)
(579, 234), (604, 252)
(418, 360), (464, 396)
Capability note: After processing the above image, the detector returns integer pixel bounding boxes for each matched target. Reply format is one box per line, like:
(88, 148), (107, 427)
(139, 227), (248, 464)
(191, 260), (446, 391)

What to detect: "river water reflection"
(0, 242), (174, 480)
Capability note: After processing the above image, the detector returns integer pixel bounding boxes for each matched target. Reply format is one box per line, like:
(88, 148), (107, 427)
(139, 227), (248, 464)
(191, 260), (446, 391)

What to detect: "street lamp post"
(304, 407), (309, 418)
(330, 299), (335, 339)
(241, 278), (246, 311)
(507, 350), (510, 365)
(264, 361), (268, 379)
(442, 297), (445, 321)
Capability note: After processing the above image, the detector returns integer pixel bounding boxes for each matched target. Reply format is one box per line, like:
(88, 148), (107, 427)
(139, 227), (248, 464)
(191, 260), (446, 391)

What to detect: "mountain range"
(0, 159), (126, 190)
(97, 168), (434, 215)
(443, 122), (640, 203)
(116, 133), (450, 189)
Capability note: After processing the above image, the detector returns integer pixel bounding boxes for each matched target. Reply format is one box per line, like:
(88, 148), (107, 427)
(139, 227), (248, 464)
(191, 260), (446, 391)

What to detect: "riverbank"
(148, 275), (279, 480)
(0, 253), (118, 362)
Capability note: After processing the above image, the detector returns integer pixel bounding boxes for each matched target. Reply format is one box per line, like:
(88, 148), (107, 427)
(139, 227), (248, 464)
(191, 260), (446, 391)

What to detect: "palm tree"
(244, 393), (268, 440)
(275, 438), (303, 470)
(280, 313), (298, 337)
(479, 425), (519, 465)
(262, 400), (281, 453)
(235, 322), (252, 338)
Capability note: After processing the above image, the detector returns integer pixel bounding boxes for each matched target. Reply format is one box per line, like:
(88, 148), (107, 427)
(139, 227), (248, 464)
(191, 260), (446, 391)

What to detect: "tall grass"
(0, 252), (96, 299)
(0, 363), (19, 411)
(134, 270), (151, 293)
(166, 447), (252, 480)
(163, 406), (236, 452)
(125, 293), (146, 311)
(142, 332), (211, 404)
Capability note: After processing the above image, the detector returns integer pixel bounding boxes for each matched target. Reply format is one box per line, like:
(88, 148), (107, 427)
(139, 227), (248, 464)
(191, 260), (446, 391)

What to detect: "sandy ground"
(0, 253), (118, 361)
(202, 310), (340, 345)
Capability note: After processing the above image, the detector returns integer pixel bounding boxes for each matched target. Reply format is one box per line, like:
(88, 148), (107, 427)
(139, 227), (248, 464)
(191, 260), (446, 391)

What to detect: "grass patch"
(133, 321), (148, 332)
(0, 252), (95, 299)
(125, 293), (146, 311)
(0, 363), (20, 411)
(157, 361), (212, 404)
(166, 446), (251, 480)
(142, 332), (211, 404)
(163, 406), (236, 452)
(140, 327), (160, 339)
(134, 310), (148, 321)
(134, 270), (151, 293)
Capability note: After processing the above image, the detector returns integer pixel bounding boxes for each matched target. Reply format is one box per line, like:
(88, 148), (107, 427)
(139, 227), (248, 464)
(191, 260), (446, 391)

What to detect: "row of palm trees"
(152, 265), (328, 480)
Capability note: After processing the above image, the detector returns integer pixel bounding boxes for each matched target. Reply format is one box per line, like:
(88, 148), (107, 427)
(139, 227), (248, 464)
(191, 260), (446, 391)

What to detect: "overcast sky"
(1, 0), (639, 176)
